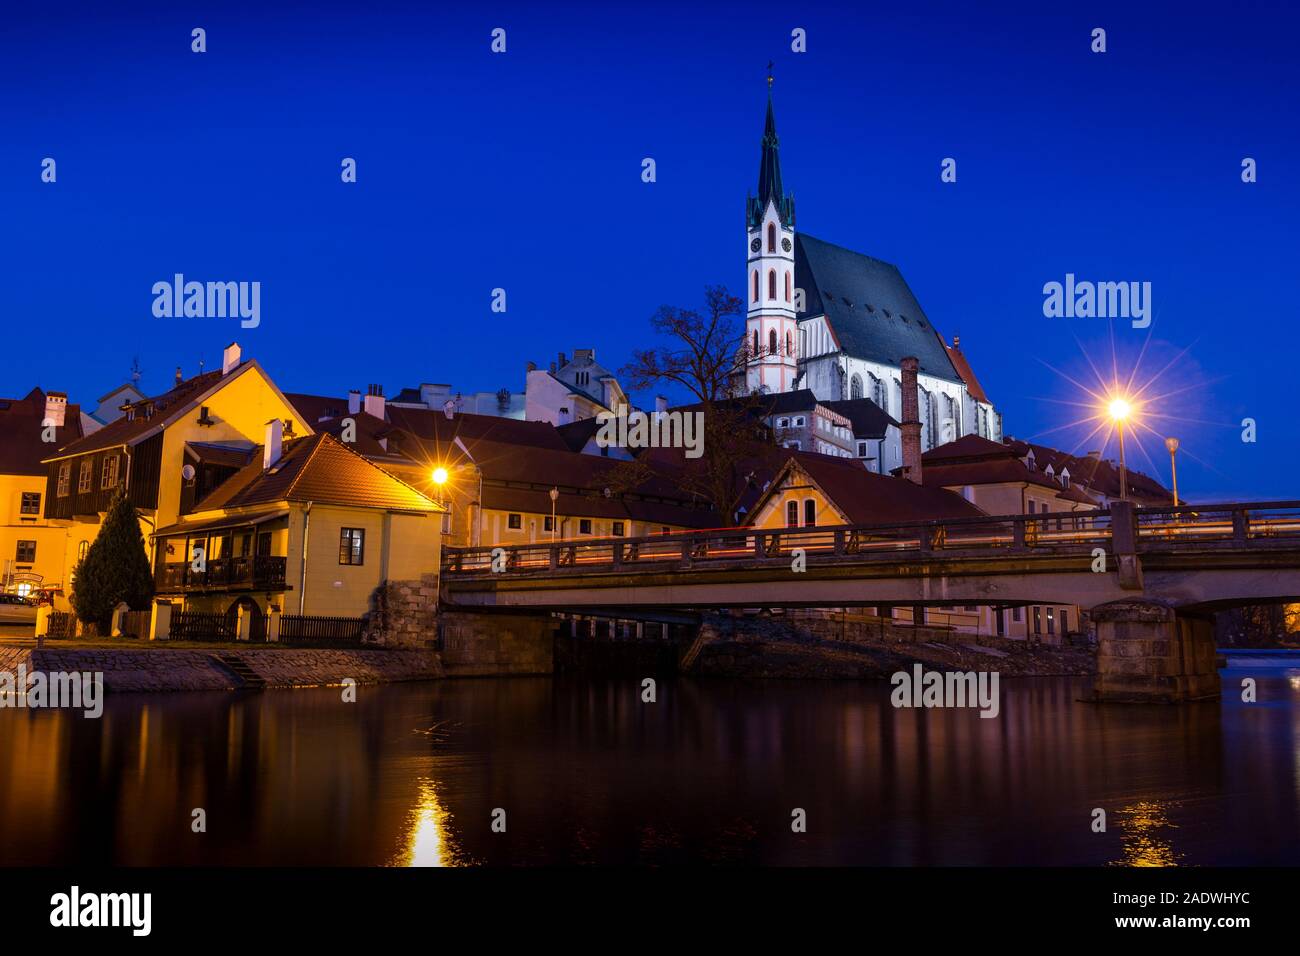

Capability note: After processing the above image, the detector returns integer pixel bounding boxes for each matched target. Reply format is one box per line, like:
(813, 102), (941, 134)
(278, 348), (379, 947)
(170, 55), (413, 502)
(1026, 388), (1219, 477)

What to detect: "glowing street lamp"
(548, 487), (559, 541)
(1108, 398), (1131, 502)
(1164, 437), (1180, 507)
(431, 466), (449, 506)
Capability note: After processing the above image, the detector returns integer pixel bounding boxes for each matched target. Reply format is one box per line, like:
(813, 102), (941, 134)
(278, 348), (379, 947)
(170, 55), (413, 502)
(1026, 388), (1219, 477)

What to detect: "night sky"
(2, 1), (1296, 500)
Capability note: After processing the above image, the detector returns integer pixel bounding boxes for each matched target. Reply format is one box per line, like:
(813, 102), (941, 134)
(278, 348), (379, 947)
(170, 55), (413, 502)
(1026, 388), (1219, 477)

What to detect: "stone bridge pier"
(1090, 600), (1220, 703)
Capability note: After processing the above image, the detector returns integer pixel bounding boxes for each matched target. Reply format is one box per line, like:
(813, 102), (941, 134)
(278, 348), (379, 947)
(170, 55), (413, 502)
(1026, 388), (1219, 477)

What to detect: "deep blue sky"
(2, 1), (1296, 500)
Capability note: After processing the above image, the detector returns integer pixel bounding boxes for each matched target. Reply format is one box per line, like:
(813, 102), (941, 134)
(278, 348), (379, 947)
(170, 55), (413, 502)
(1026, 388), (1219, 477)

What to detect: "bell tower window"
(769, 329), (778, 355)
(752, 270), (759, 303)
(767, 270), (776, 300)
(767, 222), (776, 253)
(785, 272), (792, 302)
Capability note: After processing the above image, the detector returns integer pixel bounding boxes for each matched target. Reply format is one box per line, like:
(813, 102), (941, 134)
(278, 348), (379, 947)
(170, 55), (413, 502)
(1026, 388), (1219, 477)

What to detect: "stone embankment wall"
(437, 611), (556, 676)
(0, 646), (442, 693)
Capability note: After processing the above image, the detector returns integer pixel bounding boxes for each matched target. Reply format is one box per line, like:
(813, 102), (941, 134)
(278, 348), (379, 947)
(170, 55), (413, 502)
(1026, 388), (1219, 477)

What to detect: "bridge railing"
(442, 500), (1300, 578)
(443, 508), (1119, 576)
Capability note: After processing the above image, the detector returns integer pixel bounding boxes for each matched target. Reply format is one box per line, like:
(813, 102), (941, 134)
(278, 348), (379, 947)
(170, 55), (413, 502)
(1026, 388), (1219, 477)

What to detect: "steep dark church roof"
(794, 233), (961, 384)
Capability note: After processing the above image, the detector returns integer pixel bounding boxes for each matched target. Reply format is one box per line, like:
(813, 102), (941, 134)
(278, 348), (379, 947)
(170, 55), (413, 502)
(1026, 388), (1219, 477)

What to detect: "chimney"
(526, 361), (536, 373)
(952, 335), (960, 350)
(263, 418), (283, 470)
(899, 356), (923, 484)
(363, 384), (385, 419)
(558, 352), (567, 369)
(558, 405), (572, 426)
(222, 342), (241, 375)
(347, 389), (362, 415)
(43, 391), (67, 428)
(175, 366), (183, 386)
(443, 399), (456, 420)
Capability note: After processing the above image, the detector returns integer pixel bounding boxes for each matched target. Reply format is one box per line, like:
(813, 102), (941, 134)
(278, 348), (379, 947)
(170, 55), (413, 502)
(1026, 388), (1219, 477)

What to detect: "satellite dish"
(603, 487), (612, 498)
(181, 464), (196, 481)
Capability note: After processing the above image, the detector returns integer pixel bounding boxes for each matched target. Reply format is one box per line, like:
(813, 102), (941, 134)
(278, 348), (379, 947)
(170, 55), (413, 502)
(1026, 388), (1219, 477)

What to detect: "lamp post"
(549, 487), (559, 541)
(1108, 398), (1131, 502)
(1164, 437), (1180, 507)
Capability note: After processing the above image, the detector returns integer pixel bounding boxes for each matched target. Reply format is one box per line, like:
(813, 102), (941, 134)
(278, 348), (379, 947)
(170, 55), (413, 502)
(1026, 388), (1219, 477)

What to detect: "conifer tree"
(71, 488), (154, 631)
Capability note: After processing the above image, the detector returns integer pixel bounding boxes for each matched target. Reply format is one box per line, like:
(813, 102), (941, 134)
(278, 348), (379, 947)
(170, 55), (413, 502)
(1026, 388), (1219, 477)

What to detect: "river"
(1, 652), (1298, 866)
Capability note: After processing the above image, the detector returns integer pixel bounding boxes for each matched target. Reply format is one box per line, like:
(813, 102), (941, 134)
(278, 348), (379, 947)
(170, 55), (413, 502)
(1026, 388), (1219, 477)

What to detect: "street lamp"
(1108, 398), (1131, 502)
(1164, 437), (1180, 507)
(549, 487), (559, 541)
(431, 466), (448, 506)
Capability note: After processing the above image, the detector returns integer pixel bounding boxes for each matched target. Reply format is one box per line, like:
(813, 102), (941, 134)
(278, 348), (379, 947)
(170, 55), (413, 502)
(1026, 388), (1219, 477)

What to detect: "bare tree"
(610, 286), (782, 522)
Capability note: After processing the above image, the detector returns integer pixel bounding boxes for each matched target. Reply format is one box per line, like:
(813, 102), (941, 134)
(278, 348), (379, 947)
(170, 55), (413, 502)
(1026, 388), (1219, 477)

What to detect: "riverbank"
(0, 644), (443, 692)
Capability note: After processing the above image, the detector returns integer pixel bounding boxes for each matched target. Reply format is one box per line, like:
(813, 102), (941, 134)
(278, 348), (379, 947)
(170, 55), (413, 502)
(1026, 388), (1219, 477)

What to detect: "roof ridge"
(307, 431), (440, 509)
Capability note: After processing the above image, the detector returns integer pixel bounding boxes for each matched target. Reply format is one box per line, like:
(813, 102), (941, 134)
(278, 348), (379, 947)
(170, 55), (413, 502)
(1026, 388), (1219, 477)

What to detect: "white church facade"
(742, 83), (1002, 474)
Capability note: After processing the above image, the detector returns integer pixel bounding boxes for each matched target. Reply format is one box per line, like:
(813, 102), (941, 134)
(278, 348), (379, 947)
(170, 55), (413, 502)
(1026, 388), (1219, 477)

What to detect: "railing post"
(1232, 508), (1249, 545)
(680, 538), (692, 567)
(612, 541), (622, 567)
(834, 529), (845, 555)
(549, 546), (559, 570)
(754, 532), (766, 558)
(918, 526), (932, 553)
(1013, 517), (1026, 551)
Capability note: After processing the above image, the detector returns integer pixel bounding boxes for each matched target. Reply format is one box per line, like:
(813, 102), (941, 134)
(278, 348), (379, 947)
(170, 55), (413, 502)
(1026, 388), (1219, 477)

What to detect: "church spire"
(748, 72), (795, 229)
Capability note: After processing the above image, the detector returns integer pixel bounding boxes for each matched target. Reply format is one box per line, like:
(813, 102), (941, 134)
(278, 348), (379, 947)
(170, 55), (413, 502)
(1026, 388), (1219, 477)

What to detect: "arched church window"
(785, 330), (793, 356)
(785, 272), (792, 302)
(767, 223), (776, 253)
(752, 270), (759, 303)
(752, 330), (759, 357)
(850, 374), (863, 400)
(769, 329), (778, 355)
(768, 270), (776, 300)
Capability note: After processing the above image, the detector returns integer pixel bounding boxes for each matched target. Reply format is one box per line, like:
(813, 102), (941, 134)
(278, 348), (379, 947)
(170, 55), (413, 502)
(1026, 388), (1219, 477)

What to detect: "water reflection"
(0, 660), (1298, 866)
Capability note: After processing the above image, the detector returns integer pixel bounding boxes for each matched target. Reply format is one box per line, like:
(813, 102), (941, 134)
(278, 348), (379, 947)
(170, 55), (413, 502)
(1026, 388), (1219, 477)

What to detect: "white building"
(741, 83), (1002, 471)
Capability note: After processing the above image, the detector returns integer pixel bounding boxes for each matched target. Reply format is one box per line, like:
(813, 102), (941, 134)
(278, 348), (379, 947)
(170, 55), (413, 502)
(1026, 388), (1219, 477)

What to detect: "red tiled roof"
(48, 370), (226, 459)
(921, 435), (1101, 504)
(753, 453), (986, 526)
(942, 338), (991, 404)
(195, 433), (441, 514)
(1003, 438), (1172, 503)
(0, 388), (87, 475)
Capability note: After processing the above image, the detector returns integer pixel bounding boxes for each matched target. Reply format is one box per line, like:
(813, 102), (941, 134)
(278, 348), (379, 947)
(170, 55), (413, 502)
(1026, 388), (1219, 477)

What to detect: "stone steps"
(213, 653), (266, 690)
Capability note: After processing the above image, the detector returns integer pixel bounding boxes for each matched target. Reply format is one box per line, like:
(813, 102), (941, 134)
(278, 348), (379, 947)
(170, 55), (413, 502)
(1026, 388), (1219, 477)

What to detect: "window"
(804, 499), (816, 527)
(77, 540), (88, 560)
(20, 492), (40, 515)
(1012, 606), (1022, 623)
(785, 330), (793, 355)
(777, 417), (789, 428)
(751, 270), (759, 303)
(769, 329), (778, 355)
(786, 500), (799, 528)
(579, 519), (592, 535)
(857, 441), (868, 457)
(15, 540), (36, 563)
(1046, 607), (1055, 635)
(507, 513), (522, 530)
(752, 330), (759, 356)
(785, 272), (792, 303)
(78, 460), (92, 493)
(850, 374), (863, 400)
(792, 416), (805, 427)
(995, 608), (1006, 636)
(1032, 606), (1042, 635)
(339, 528), (365, 565)
(57, 462), (70, 497)
(544, 516), (554, 532)
(767, 270), (776, 300)
(612, 521), (625, 536)
(101, 453), (120, 490)
(767, 222), (776, 253)
(442, 512), (452, 534)
(1061, 609), (1070, 634)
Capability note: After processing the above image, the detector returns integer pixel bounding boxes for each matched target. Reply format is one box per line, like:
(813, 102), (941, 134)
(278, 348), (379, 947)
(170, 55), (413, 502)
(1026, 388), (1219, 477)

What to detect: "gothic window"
(767, 270), (776, 300)
(869, 373), (883, 407)
(769, 329), (778, 355)
(752, 270), (759, 303)
(850, 374), (863, 400)
(785, 272), (792, 302)
(767, 222), (776, 253)
(752, 330), (760, 357)
(785, 330), (793, 356)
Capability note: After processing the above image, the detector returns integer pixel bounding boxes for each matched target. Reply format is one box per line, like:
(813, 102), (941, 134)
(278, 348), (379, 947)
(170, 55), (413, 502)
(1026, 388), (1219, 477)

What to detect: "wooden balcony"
(156, 555), (288, 593)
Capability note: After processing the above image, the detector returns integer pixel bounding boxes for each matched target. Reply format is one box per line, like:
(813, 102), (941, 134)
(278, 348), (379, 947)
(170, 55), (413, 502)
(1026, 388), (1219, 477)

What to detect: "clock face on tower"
(750, 238), (761, 253)
(782, 237), (792, 252)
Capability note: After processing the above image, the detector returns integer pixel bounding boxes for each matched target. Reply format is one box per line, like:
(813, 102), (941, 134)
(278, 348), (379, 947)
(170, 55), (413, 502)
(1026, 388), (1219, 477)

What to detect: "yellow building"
(40, 344), (309, 613)
(150, 431), (442, 637)
(0, 388), (89, 603)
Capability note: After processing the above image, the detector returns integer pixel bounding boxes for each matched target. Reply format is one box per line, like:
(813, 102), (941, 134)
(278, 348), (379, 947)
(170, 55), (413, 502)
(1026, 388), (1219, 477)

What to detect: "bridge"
(442, 501), (1300, 702)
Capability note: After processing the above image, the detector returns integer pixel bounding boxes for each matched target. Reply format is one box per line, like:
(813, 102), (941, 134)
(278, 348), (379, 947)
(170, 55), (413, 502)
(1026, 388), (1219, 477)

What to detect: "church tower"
(744, 77), (798, 394)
